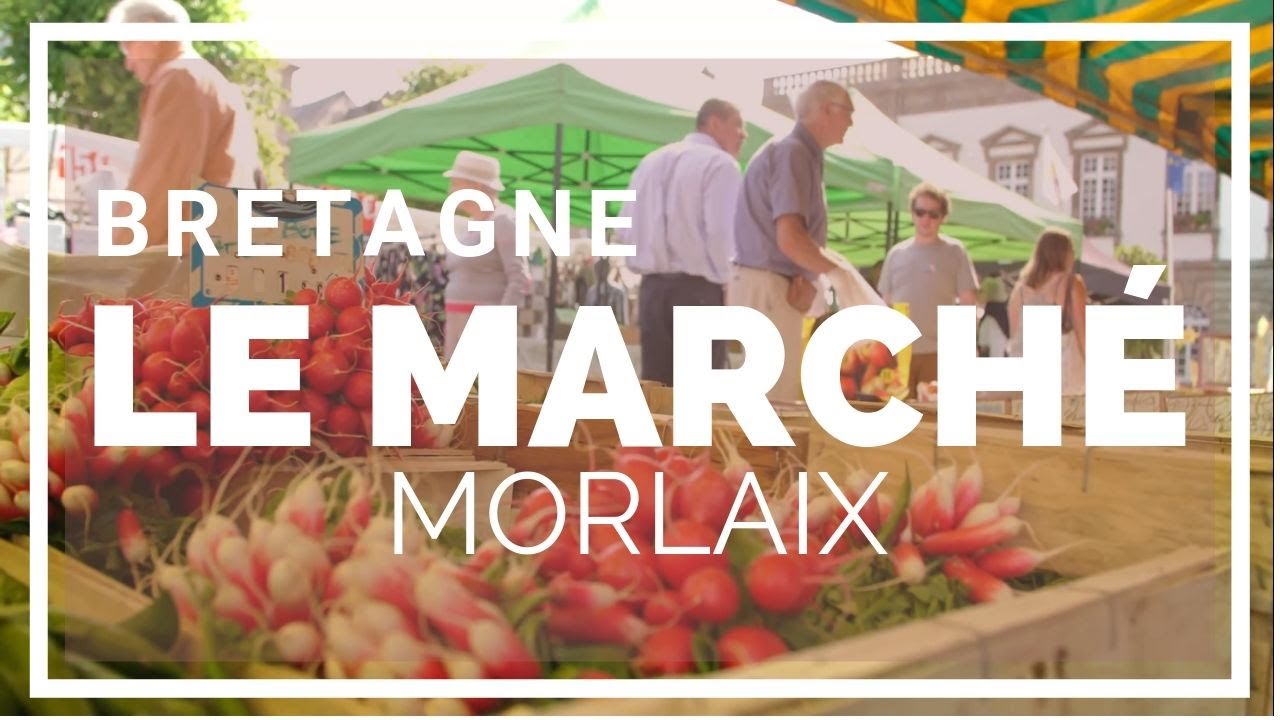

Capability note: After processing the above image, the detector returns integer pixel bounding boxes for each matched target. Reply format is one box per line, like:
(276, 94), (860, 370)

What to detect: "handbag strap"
(1060, 273), (1074, 333)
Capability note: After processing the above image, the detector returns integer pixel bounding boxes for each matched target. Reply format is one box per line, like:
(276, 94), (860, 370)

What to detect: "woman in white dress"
(1007, 228), (1087, 395)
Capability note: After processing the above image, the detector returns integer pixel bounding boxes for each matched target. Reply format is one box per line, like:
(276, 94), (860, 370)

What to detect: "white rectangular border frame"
(27, 20), (1252, 700)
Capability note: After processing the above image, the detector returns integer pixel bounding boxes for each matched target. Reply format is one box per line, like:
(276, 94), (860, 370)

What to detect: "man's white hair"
(107, 0), (191, 24)
(795, 80), (850, 119)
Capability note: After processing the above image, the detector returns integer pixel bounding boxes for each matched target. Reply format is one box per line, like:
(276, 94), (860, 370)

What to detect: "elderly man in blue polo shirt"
(729, 80), (853, 402)
(622, 99), (747, 386)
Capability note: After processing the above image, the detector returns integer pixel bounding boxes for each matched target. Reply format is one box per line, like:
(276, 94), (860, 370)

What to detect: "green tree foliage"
(1114, 243), (1171, 359)
(381, 63), (475, 108)
(1113, 243), (1170, 280)
(0, 0), (292, 183)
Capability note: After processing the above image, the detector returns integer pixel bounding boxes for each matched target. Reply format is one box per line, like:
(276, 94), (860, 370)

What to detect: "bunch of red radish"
(38, 270), (446, 515)
(891, 460), (1075, 603)
(161, 476), (531, 714)
(478, 446), (897, 677)
(0, 378), (107, 524)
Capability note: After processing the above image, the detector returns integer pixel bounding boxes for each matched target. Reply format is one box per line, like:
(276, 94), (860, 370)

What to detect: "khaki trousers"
(726, 265), (805, 403)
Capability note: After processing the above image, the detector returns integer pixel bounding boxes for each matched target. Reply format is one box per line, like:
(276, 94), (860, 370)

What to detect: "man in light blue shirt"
(620, 99), (746, 386)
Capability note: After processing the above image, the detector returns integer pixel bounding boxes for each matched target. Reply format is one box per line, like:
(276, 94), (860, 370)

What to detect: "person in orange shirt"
(108, 0), (261, 251)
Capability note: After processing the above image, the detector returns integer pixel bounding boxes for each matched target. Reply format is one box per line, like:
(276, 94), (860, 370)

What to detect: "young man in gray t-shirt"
(877, 183), (979, 388)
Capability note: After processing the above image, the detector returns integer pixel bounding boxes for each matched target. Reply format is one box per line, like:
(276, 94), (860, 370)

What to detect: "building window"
(1079, 151), (1119, 236)
(1172, 163), (1217, 233)
(981, 126), (1038, 200)
(993, 159), (1032, 197)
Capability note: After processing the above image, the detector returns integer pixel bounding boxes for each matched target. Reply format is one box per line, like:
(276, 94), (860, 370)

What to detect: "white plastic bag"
(0, 241), (186, 339)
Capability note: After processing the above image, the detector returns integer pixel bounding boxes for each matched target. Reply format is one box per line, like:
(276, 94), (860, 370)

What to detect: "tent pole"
(883, 200), (894, 256)
(546, 123), (565, 372)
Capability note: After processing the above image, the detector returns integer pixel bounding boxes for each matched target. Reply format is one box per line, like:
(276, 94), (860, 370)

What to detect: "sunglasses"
(912, 207), (943, 220)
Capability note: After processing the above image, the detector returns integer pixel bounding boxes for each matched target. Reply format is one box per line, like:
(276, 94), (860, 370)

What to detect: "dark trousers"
(638, 273), (726, 386)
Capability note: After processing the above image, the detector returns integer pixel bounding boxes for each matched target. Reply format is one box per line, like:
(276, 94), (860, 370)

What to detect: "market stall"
(780, 0), (1274, 200)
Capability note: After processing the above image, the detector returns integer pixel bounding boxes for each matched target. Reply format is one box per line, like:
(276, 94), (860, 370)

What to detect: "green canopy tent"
(290, 60), (895, 368)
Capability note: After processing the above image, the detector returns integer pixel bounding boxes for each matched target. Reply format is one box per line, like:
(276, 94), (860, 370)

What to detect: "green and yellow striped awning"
(782, 0), (1273, 200)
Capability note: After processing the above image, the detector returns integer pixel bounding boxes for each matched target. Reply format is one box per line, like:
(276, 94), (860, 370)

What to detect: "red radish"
(179, 430), (215, 465)
(140, 351), (180, 388)
(351, 599), (415, 638)
(325, 404), (362, 437)
(998, 497), (1021, 516)
(303, 351), (350, 395)
(953, 462), (984, 522)
(680, 566), (740, 623)
(536, 530), (595, 580)
(890, 541), (926, 585)
(292, 288), (319, 305)
(919, 515), (1024, 557)
(943, 556), (1013, 603)
(185, 514), (239, 577)
(48, 417), (84, 485)
(596, 545), (661, 595)
(273, 339), (311, 364)
(214, 536), (266, 606)
(274, 621), (322, 664)
(139, 317), (176, 356)
(5, 489), (27, 520)
(324, 276), (363, 311)
(333, 332), (367, 364)
(169, 317), (208, 364)
(66, 343), (95, 357)
(633, 625), (696, 676)
(0, 459), (29, 493)
(343, 371), (373, 409)
(745, 553), (814, 614)
(298, 389), (330, 431)
(335, 305), (372, 339)
(654, 520), (728, 587)
(672, 469), (737, 528)
(183, 391), (212, 427)
(958, 501), (1000, 529)
(141, 448), (181, 490)
(468, 619), (540, 679)
(182, 305), (212, 334)
(975, 542), (1088, 579)
(60, 484), (98, 516)
(716, 626), (789, 668)
(548, 574), (621, 610)
(611, 449), (661, 539)
(278, 477), (326, 539)
(307, 303), (335, 339)
(117, 508), (149, 564)
(413, 565), (504, 649)
(325, 614), (376, 671)
(329, 490), (372, 561)
(267, 557), (311, 608)
(213, 584), (260, 632)
(643, 591), (683, 625)
(165, 371), (194, 401)
(154, 564), (200, 623)
(547, 602), (650, 646)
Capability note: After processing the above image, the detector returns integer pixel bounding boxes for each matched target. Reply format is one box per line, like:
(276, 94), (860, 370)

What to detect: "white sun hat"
(442, 150), (505, 192)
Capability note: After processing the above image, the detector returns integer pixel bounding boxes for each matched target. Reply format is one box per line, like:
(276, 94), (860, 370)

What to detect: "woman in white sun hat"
(441, 150), (531, 360)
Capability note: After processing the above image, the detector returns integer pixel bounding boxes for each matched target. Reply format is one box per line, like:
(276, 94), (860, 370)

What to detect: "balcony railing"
(766, 57), (963, 98)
